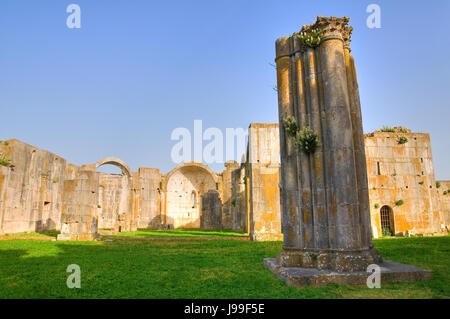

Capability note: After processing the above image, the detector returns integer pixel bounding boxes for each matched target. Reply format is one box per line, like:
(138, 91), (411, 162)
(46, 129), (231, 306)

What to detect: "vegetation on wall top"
(380, 126), (396, 133)
(379, 126), (410, 134)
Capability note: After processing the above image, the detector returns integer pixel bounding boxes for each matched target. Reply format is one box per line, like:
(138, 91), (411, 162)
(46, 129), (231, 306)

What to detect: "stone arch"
(95, 157), (132, 177)
(163, 162), (218, 228)
(93, 157), (133, 232)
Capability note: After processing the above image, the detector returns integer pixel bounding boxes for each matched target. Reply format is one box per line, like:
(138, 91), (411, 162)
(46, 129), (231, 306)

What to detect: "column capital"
(298, 16), (353, 51)
(275, 16), (354, 60)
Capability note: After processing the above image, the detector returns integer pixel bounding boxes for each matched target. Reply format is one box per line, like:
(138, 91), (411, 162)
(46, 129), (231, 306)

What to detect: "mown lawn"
(0, 235), (448, 298)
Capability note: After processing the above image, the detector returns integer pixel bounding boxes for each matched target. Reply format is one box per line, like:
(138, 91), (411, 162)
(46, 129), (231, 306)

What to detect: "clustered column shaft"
(275, 16), (382, 272)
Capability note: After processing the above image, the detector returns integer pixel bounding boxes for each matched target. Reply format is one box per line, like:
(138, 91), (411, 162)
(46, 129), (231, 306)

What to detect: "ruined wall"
(437, 180), (450, 227)
(248, 123), (282, 241)
(58, 170), (99, 240)
(221, 160), (239, 229)
(231, 164), (248, 232)
(137, 168), (162, 228)
(0, 138), (229, 237)
(97, 174), (129, 230)
(0, 139), (66, 234)
(200, 190), (222, 230)
(366, 131), (444, 236)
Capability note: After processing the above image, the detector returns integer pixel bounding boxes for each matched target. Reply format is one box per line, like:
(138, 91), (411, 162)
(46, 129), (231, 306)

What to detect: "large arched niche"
(93, 157), (132, 231)
(164, 162), (218, 228)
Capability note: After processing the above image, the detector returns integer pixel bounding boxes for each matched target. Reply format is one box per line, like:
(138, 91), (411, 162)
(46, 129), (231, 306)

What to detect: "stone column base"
(264, 258), (432, 288)
(277, 247), (383, 272)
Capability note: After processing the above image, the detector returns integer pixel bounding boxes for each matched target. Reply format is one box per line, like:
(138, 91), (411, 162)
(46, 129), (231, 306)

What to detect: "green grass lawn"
(0, 235), (448, 298)
(103, 228), (248, 239)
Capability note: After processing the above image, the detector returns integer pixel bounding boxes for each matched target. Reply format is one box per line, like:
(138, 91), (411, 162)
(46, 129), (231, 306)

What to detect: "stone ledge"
(264, 258), (432, 288)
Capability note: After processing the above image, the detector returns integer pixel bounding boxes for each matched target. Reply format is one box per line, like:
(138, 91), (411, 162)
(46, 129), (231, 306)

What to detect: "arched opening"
(94, 157), (132, 177)
(96, 164), (123, 175)
(94, 158), (132, 232)
(380, 205), (395, 236)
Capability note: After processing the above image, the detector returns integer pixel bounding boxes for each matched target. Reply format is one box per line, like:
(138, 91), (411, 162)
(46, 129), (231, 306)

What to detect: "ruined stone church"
(0, 123), (448, 240)
(0, 16), (448, 242)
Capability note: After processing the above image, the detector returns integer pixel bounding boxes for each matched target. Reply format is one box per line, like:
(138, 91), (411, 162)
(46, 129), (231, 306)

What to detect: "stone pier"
(264, 16), (432, 286)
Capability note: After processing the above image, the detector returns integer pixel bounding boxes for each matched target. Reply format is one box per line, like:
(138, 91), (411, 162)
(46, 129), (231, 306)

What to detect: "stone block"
(264, 258), (432, 288)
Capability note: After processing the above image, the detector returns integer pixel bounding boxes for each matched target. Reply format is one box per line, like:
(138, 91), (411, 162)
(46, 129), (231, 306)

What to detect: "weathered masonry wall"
(366, 131), (447, 237)
(231, 163), (248, 233)
(0, 139), (237, 239)
(200, 190), (222, 230)
(221, 161), (239, 229)
(97, 174), (129, 230)
(437, 180), (450, 227)
(230, 124), (282, 240)
(136, 168), (162, 228)
(58, 170), (99, 240)
(247, 123), (282, 241)
(0, 139), (66, 235)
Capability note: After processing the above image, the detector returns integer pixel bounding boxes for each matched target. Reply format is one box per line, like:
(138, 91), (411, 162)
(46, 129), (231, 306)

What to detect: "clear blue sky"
(1, 0), (449, 178)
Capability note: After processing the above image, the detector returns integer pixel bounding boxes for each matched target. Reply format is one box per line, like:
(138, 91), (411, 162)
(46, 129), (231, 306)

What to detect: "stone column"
(276, 37), (300, 248)
(274, 16), (382, 272)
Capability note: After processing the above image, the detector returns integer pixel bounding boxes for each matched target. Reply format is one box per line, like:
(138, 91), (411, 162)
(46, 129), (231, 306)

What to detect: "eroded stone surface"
(264, 258), (432, 287)
(274, 16), (381, 272)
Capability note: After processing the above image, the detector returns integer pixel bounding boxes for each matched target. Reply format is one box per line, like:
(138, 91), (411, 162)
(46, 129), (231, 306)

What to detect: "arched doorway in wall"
(94, 157), (132, 232)
(164, 163), (217, 228)
(380, 205), (395, 236)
